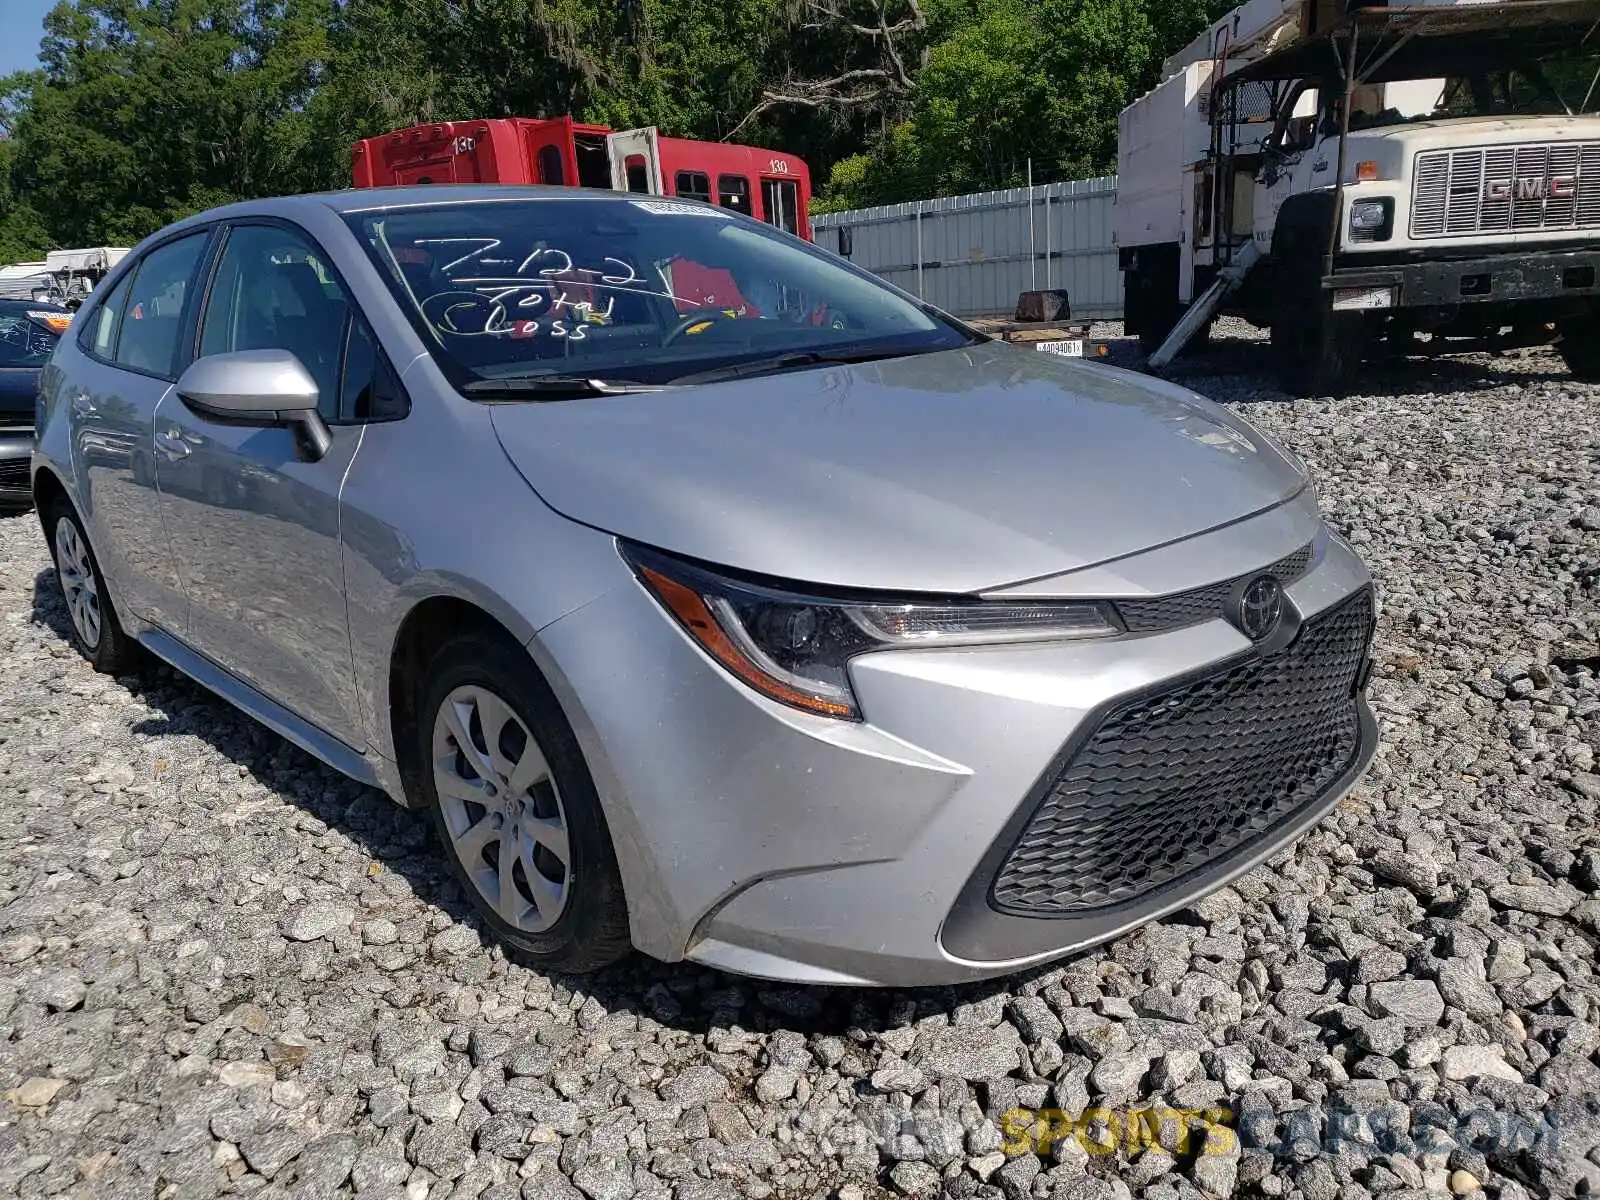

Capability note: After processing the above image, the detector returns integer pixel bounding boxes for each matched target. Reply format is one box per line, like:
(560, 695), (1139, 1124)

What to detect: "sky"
(0, 0), (55, 79)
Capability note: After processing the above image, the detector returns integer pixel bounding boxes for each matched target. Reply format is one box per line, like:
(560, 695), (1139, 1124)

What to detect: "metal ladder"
(1146, 239), (1262, 370)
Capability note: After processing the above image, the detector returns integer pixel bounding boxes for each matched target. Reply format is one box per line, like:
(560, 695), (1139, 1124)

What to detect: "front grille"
(992, 588), (1373, 916)
(1116, 543), (1312, 634)
(0, 459), (28, 489)
(1411, 143), (1600, 239)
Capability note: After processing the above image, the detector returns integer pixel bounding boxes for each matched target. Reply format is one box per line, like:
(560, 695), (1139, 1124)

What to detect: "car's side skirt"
(139, 626), (381, 789)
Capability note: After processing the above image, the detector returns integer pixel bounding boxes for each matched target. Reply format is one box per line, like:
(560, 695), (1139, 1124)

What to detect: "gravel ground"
(2, 324), (1598, 1200)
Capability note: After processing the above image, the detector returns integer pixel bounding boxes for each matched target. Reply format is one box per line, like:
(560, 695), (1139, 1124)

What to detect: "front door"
(72, 232), (211, 630)
(607, 128), (664, 194)
(153, 221), (369, 747)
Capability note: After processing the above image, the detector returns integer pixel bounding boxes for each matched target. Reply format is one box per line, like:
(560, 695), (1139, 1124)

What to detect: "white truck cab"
(1116, 0), (1600, 394)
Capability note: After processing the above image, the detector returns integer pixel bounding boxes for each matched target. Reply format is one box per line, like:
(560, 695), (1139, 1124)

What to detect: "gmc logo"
(1484, 175), (1577, 202)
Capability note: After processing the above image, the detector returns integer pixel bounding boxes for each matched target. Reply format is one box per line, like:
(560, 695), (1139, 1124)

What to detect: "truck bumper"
(1326, 246), (1600, 309)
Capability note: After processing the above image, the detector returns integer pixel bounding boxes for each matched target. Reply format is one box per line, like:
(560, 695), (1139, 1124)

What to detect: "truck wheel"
(1557, 314), (1600, 380)
(1134, 267), (1179, 356)
(1271, 248), (1363, 396)
(1134, 272), (1212, 358)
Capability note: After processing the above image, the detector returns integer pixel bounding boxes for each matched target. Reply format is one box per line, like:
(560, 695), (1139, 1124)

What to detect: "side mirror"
(176, 349), (332, 461)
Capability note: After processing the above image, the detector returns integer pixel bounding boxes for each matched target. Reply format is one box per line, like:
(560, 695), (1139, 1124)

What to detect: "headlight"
(1349, 198), (1393, 242)
(624, 545), (1121, 720)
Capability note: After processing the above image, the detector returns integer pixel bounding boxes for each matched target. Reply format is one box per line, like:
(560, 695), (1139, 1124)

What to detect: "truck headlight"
(1349, 198), (1393, 243)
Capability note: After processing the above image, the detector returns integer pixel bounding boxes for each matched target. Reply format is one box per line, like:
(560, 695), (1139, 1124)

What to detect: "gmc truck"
(1116, 0), (1600, 394)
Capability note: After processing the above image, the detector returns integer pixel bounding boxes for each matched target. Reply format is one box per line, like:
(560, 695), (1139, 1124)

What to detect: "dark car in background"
(0, 300), (71, 509)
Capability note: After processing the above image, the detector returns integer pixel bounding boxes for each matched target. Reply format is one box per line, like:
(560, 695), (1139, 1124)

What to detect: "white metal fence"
(811, 176), (1122, 320)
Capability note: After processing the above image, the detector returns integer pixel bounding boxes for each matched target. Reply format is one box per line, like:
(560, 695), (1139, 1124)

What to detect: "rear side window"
(116, 234), (208, 378)
(0, 314), (58, 367)
(83, 273), (132, 360)
(718, 175), (751, 214)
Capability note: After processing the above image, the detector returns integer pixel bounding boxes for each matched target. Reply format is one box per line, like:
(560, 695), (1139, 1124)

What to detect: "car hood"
(489, 342), (1309, 593)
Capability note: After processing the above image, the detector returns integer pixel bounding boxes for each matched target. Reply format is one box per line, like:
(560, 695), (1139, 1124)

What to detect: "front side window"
(0, 314), (59, 367)
(338, 316), (408, 422)
(676, 171), (711, 204)
(201, 225), (351, 420)
(115, 234), (208, 378)
(344, 196), (972, 391)
(537, 145), (565, 185)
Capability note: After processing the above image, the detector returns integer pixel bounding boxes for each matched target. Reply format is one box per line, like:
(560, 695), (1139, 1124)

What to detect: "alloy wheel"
(54, 518), (102, 650)
(432, 684), (571, 932)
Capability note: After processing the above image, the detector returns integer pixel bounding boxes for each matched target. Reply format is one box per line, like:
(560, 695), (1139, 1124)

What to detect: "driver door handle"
(154, 427), (192, 461)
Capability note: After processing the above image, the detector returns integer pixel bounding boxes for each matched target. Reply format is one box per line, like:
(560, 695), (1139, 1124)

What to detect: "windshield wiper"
(668, 345), (931, 386)
(460, 374), (682, 398)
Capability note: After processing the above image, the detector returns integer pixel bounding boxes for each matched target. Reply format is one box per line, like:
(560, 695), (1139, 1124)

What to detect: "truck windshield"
(1352, 56), (1600, 129)
(343, 197), (972, 391)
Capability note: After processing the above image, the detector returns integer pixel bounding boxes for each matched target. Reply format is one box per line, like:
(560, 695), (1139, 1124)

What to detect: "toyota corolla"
(31, 187), (1378, 985)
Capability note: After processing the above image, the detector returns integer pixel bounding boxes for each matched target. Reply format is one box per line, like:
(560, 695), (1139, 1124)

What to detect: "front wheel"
(1557, 312), (1600, 380)
(1272, 291), (1364, 397)
(417, 631), (632, 972)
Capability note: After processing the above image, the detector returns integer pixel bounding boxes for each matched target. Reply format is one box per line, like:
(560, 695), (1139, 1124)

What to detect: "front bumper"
(0, 431), (32, 505)
(534, 508), (1378, 987)
(1329, 245), (1600, 309)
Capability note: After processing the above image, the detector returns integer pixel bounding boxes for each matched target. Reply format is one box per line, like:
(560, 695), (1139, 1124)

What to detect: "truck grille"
(991, 588), (1373, 916)
(1411, 143), (1600, 239)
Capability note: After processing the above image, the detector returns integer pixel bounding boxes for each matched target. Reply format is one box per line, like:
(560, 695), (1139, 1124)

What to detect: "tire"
(1133, 265), (1211, 359)
(1135, 267), (1180, 356)
(1557, 312), (1600, 380)
(46, 499), (140, 674)
(1270, 244), (1364, 396)
(416, 631), (631, 973)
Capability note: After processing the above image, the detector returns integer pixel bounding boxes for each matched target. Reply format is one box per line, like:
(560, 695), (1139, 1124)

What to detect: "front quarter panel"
(339, 353), (632, 774)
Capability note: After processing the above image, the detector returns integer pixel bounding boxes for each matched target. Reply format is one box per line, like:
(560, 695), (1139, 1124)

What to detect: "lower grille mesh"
(992, 588), (1373, 916)
(0, 459), (28, 489)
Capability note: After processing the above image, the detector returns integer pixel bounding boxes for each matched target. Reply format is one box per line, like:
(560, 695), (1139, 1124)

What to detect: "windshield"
(344, 197), (971, 390)
(1344, 53), (1600, 131)
(0, 311), (60, 368)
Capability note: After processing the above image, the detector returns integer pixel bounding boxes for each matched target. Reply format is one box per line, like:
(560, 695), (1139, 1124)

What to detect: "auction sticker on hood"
(631, 200), (734, 218)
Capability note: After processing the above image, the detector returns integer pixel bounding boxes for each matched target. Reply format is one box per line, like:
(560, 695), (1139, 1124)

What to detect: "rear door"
(608, 128), (665, 194)
(153, 220), (396, 746)
(70, 232), (211, 629)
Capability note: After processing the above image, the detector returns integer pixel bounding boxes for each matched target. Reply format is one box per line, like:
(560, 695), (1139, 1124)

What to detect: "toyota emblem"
(1233, 575), (1285, 641)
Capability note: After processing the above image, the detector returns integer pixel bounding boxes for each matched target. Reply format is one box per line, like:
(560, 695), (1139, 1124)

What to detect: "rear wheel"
(1135, 266), (1180, 356)
(47, 500), (139, 674)
(417, 632), (631, 972)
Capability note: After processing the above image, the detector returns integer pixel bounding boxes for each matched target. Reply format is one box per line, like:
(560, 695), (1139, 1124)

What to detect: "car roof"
(0, 297), (70, 315)
(152, 186), (671, 235)
(318, 185), (623, 213)
(118, 186), (734, 260)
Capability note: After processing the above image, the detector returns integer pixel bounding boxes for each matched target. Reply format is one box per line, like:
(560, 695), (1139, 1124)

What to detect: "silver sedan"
(31, 187), (1378, 986)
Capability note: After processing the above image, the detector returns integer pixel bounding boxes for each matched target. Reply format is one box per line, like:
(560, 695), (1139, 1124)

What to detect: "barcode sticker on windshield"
(631, 200), (733, 218)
